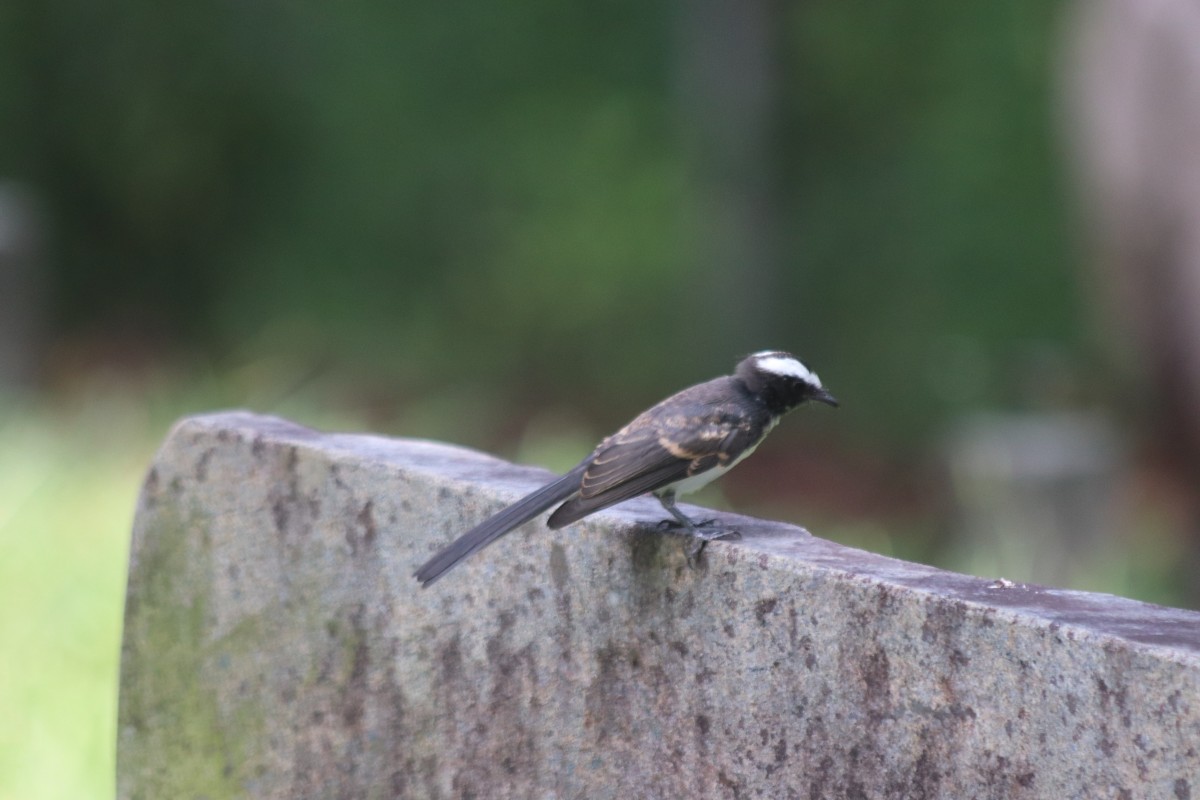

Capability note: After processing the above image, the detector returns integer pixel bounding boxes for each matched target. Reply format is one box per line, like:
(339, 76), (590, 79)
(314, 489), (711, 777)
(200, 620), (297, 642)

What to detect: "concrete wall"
(118, 412), (1200, 799)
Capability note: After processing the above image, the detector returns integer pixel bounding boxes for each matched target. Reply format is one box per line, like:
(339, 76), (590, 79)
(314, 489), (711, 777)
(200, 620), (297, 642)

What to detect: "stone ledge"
(118, 412), (1200, 799)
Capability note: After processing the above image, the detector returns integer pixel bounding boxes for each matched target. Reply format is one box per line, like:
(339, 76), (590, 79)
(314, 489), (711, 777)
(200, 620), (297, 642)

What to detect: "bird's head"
(735, 350), (839, 413)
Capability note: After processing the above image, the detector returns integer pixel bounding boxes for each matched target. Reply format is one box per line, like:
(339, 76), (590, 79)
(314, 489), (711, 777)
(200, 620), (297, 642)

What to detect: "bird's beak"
(811, 388), (839, 408)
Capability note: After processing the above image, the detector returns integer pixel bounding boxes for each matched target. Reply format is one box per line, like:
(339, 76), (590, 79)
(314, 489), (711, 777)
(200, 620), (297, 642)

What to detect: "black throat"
(735, 363), (808, 418)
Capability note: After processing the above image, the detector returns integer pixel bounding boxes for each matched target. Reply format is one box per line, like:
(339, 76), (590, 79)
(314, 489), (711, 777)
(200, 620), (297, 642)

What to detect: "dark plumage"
(414, 350), (837, 587)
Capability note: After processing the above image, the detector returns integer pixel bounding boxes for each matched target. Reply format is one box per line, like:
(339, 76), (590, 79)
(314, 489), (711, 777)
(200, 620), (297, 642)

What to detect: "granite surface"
(118, 412), (1200, 799)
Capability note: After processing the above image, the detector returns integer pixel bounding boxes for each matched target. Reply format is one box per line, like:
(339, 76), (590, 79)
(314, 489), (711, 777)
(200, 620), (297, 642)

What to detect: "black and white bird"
(414, 350), (837, 587)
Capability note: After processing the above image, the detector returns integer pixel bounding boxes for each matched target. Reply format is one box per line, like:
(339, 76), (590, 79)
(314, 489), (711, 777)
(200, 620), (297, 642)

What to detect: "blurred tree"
(1063, 0), (1200, 600)
(0, 0), (301, 342)
(780, 0), (1079, 447)
(0, 0), (1082, 449)
(676, 0), (783, 363)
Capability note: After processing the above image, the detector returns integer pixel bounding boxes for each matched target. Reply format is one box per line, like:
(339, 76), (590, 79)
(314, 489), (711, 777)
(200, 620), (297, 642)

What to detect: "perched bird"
(414, 350), (837, 587)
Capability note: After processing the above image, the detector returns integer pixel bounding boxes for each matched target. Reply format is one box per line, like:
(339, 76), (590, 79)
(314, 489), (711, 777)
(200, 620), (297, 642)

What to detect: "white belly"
(661, 439), (764, 497)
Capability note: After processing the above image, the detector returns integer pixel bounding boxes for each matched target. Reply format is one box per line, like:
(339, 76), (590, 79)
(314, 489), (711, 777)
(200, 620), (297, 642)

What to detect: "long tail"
(414, 465), (585, 587)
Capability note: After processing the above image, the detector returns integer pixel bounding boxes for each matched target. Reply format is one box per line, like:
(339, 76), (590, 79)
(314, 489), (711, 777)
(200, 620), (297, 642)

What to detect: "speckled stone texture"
(118, 412), (1200, 799)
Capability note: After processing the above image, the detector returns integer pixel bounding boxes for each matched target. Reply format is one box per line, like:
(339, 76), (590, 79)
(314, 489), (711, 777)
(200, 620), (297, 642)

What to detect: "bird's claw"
(685, 531), (739, 567)
(657, 518), (695, 531)
(693, 527), (741, 542)
(654, 512), (739, 567)
(656, 517), (723, 532)
(655, 523), (740, 568)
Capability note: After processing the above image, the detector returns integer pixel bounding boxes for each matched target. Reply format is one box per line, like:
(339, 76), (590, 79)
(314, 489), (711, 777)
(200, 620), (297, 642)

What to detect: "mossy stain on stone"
(118, 506), (265, 800)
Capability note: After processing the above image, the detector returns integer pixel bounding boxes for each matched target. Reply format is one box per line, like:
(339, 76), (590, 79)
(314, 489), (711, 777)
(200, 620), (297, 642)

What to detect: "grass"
(0, 393), (150, 799)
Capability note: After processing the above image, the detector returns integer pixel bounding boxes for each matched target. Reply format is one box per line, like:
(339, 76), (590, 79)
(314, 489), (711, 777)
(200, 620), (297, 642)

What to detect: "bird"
(414, 350), (838, 587)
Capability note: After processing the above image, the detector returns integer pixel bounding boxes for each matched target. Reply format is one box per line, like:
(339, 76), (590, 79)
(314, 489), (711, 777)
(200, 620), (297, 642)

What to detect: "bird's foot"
(657, 517), (739, 539)
(684, 531), (741, 567)
(694, 525), (742, 542)
(656, 517), (740, 567)
(657, 517), (718, 532)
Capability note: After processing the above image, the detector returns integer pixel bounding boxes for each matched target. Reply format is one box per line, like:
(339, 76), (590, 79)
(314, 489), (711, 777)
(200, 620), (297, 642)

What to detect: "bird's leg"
(655, 491), (717, 531)
(654, 491), (740, 565)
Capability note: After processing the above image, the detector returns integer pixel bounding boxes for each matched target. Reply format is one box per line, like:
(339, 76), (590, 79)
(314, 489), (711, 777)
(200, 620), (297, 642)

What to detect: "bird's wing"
(545, 401), (759, 529)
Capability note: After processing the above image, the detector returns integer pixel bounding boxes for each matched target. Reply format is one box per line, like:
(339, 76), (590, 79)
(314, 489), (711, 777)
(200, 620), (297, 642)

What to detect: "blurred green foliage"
(0, 0), (1081, 448)
(0, 394), (140, 799)
(785, 2), (1081, 444)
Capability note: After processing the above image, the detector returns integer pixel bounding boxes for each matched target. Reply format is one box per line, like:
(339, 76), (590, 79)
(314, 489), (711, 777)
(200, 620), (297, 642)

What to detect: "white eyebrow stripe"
(755, 354), (822, 387)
